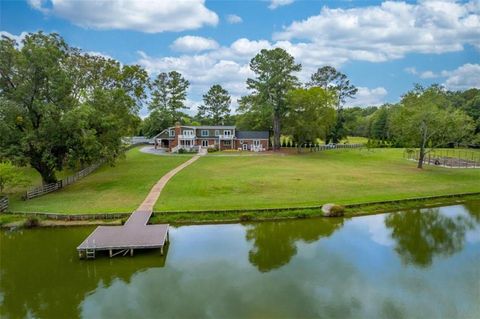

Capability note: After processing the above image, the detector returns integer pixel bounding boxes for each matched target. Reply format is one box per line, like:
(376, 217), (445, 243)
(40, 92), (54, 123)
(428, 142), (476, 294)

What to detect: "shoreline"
(2, 192), (479, 229)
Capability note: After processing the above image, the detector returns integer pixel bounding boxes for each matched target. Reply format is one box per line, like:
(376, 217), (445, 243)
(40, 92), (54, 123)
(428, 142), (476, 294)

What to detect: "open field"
(155, 148), (480, 211)
(8, 148), (191, 214)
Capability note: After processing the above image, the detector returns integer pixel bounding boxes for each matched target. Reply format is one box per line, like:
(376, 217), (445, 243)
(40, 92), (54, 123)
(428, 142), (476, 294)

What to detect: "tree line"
(1, 32), (478, 185)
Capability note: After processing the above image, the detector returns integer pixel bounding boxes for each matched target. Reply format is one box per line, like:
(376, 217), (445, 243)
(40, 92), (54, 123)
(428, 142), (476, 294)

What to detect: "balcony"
(178, 134), (196, 140)
(218, 134), (234, 139)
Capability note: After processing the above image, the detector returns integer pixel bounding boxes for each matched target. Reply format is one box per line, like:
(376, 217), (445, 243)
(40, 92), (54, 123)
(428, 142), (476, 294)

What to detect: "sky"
(1, 0), (479, 117)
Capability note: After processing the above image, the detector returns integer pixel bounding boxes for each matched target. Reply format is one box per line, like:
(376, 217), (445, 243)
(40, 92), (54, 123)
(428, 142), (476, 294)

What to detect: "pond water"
(1, 202), (479, 319)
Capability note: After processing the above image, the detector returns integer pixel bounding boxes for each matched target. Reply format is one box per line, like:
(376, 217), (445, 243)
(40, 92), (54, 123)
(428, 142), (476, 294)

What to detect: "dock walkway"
(77, 155), (202, 258)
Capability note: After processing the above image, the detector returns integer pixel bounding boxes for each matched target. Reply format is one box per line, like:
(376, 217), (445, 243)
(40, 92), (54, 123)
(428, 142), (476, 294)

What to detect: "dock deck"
(77, 210), (169, 258)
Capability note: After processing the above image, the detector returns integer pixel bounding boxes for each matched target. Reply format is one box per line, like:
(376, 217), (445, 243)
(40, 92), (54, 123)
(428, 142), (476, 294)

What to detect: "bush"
(207, 148), (218, 153)
(329, 205), (345, 217)
(295, 211), (308, 219)
(23, 216), (40, 228)
(239, 213), (253, 221)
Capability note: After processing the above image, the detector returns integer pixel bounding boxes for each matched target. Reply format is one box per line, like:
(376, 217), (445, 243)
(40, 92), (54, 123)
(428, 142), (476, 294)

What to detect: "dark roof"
(236, 131), (269, 139)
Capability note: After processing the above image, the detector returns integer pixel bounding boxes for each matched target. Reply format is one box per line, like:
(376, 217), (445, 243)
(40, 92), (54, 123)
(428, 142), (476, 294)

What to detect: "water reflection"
(246, 218), (344, 272)
(0, 228), (166, 319)
(384, 208), (475, 267)
(0, 202), (479, 319)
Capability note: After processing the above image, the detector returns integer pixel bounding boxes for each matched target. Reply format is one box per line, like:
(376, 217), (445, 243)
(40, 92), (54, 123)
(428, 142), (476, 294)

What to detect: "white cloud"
(268, 0), (295, 10)
(171, 36), (219, 52)
(346, 87), (388, 107)
(226, 14), (243, 24)
(0, 31), (29, 47)
(404, 63), (480, 90)
(274, 1), (480, 62)
(28, 0), (219, 33)
(442, 63), (480, 90)
(404, 67), (439, 79)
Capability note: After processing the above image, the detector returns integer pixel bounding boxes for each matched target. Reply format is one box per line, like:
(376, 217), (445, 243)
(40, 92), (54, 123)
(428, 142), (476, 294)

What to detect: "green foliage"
(0, 162), (29, 194)
(245, 48), (301, 149)
(307, 66), (358, 143)
(239, 213), (253, 221)
(390, 85), (475, 167)
(197, 84), (231, 125)
(23, 216), (40, 228)
(148, 71), (190, 125)
(329, 205), (345, 216)
(284, 87), (336, 146)
(0, 32), (147, 183)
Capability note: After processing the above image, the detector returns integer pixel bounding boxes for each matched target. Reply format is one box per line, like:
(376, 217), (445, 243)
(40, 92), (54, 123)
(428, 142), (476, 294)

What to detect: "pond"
(1, 202), (479, 318)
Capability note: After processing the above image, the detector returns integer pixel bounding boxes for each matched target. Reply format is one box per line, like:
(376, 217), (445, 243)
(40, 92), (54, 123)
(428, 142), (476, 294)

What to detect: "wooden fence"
(0, 196), (8, 212)
(24, 142), (148, 200)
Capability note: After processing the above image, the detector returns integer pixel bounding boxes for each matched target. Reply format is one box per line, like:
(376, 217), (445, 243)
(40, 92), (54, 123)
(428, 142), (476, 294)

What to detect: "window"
(224, 130), (231, 136)
(183, 130), (194, 136)
(253, 140), (260, 146)
(201, 130), (209, 137)
(202, 140), (208, 147)
(240, 140), (244, 144)
(215, 130), (220, 136)
(242, 144), (248, 150)
(169, 130), (175, 137)
(224, 140), (231, 146)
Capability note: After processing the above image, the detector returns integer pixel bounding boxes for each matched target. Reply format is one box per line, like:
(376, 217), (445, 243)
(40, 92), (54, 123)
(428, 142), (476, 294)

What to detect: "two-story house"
(154, 123), (269, 152)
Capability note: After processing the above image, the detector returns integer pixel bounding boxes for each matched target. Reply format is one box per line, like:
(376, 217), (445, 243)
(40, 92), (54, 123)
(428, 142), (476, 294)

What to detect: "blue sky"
(1, 0), (479, 116)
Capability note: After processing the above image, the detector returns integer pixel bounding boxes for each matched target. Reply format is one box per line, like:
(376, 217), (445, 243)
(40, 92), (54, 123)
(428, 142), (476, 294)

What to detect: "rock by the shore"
(322, 203), (345, 217)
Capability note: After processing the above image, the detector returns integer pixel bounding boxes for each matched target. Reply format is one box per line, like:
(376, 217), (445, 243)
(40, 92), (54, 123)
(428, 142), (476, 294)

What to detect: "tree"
(246, 48), (301, 150)
(0, 162), (28, 194)
(390, 85), (474, 168)
(308, 66), (358, 143)
(197, 84), (231, 125)
(284, 87), (336, 150)
(235, 94), (272, 131)
(0, 32), (147, 183)
(149, 71), (189, 124)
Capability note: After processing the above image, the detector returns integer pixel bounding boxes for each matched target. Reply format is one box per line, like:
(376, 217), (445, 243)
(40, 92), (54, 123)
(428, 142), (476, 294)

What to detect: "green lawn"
(155, 148), (480, 211)
(9, 148), (190, 214)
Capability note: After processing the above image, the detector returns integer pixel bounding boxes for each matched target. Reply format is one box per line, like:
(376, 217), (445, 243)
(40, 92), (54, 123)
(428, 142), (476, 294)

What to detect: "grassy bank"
(3, 193), (478, 227)
(155, 148), (480, 211)
(8, 148), (191, 214)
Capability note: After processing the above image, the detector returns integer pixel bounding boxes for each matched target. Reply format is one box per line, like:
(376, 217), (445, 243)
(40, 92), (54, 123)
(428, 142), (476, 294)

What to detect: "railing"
(218, 134), (234, 139)
(0, 196), (8, 212)
(178, 134), (196, 139)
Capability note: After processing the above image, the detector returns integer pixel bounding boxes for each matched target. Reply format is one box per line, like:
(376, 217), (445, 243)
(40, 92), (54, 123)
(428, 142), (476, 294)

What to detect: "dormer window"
(169, 130), (175, 137)
(201, 130), (209, 137)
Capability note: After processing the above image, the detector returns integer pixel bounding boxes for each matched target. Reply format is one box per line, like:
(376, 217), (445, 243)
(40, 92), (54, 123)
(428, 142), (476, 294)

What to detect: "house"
(154, 123), (269, 152)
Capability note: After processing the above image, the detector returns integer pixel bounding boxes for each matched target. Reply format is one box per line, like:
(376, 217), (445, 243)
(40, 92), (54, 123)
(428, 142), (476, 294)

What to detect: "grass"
(155, 148), (480, 212)
(8, 147), (191, 214)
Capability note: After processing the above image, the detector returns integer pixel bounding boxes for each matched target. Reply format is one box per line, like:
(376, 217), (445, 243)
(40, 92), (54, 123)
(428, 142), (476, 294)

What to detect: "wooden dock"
(77, 210), (169, 259)
(77, 155), (202, 259)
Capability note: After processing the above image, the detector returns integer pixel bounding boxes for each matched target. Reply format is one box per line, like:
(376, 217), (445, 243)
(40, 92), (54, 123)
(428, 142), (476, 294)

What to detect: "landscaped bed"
(7, 147), (191, 214)
(155, 148), (480, 212)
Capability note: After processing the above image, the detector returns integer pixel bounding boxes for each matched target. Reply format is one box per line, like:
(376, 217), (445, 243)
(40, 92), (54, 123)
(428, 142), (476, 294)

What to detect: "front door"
(242, 144), (248, 150)
(202, 140), (208, 147)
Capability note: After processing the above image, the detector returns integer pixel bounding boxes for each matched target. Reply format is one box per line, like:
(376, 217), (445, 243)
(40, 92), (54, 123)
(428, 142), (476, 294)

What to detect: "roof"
(193, 125), (236, 130)
(236, 131), (270, 139)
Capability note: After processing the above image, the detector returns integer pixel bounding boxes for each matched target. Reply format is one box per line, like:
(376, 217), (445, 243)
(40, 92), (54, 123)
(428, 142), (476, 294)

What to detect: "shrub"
(329, 205), (345, 217)
(23, 216), (40, 228)
(295, 211), (308, 219)
(239, 213), (253, 221)
(207, 148), (218, 153)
